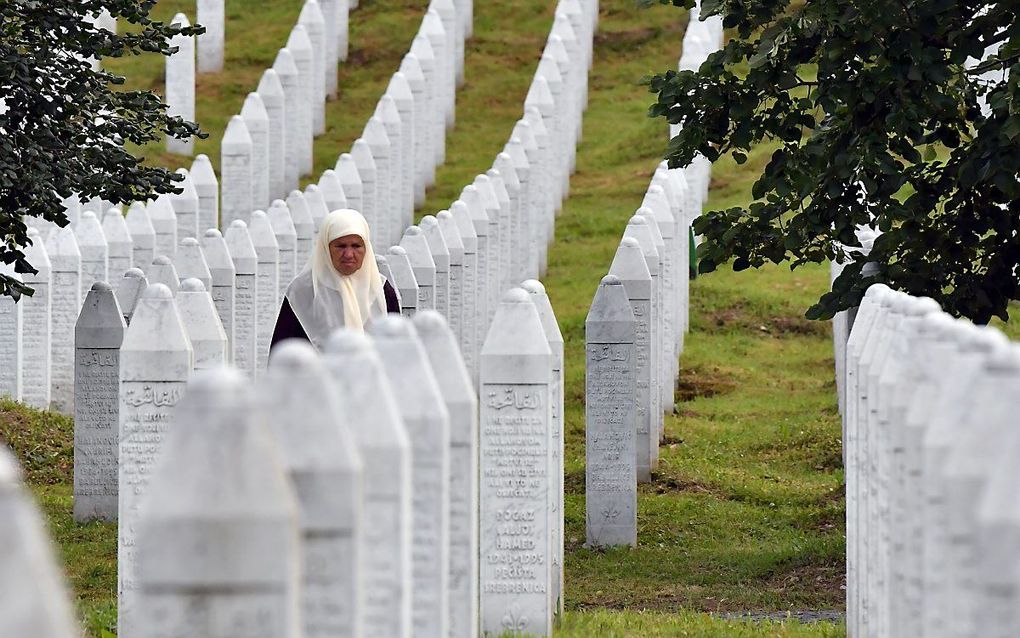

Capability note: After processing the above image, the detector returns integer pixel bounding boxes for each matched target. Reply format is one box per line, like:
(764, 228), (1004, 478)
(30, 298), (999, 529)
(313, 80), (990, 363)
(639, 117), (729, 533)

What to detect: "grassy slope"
(0, 0), (953, 634)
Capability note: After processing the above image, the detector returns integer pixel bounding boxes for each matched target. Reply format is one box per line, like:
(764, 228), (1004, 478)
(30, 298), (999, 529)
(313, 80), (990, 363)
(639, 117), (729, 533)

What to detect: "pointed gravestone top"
(386, 245), (419, 303)
(176, 278), (227, 368)
(525, 75), (555, 114)
(400, 227), (435, 267)
(435, 211), (464, 254)
(273, 48), (299, 81)
(241, 92), (269, 126)
(75, 211), (106, 249)
(368, 316), (449, 421)
(413, 311), (473, 405)
(121, 283), (191, 379)
(248, 210), (280, 253)
(175, 237), (212, 289)
(286, 191), (315, 235)
(419, 216), (450, 261)
(287, 23), (313, 56)
(377, 95), (401, 128)
(147, 194), (175, 224)
(201, 229), (235, 285)
(302, 185), (329, 231)
(258, 67), (285, 99)
(485, 169), (510, 209)
(635, 209), (666, 260)
(190, 154), (217, 189)
(76, 282), (125, 347)
(268, 200), (297, 240)
(505, 138), (529, 174)
(610, 237), (652, 284)
(125, 202), (155, 237)
(482, 288), (552, 360)
(25, 228), (51, 278)
(149, 255), (180, 293)
(335, 154), (363, 193)
(102, 208), (132, 243)
(46, 226), (80, 268)
(399, 53), (425, 90)
(388, 72), (413, 102)
(224, 220), (258, 273)
(520, 279), (563, 346)
(411, 30), (437, 66)
(222, 115), (252, 154)
(460, 186), (489, 234)
(170, 168), (199, 214)
(472, 175), (499, 214)
(363, 116), (390, 148)
(116, 268), (147, 323)
(350, 140), (376, 181)
(494, 153), (520, 191)
(586, 274), (635, 341)
(317, 170), (348, 213)
(624, 215), (660, 269)
(449, 201), (477, 250)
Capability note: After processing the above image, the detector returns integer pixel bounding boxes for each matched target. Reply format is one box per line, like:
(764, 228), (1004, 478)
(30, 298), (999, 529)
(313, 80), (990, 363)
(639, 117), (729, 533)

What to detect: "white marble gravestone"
(249, 210), (280, 374)
(472, 176), (500, 318)
(60, 193), (81, 230)
(362, 117), (392, 248)
(148, 255), (180, 294)
(224, 220), (259, 379)
(479, 288), (554, 637)
(221, 115), (254, 229)
(462, 186), (490, 338)
(449, 201), (478, 374)
(521, 278), (565, 614)
(399, 226), (436, 311)
(201, 229), (236, 363)
(302, 183), (329, 237)
(369, 316), (451, 638)
(585, 275), (637, 547)
(45, 227), (81, 414)
(258, 69), (288, 200)
(73, 281), (124, 523)
(386, 246), (419, 317)
(117, 283), (193, 635)
(0, 268), (22, 400)
(287, 190), (315, 267)
(336, 0), (350, 60)
(418, 17), (449, 153)
(420, 216), (451, 318)
(408, 39), (440, 182)
(171, 168), (200, 241)
(165, 14), (195, 156)
(430, 0), (460, 122)
(148, 194), (178, 259)
(242, 92), (271, 211)
(174, 237), (212, 291)
(0, 447), (80, 638)
(74, 211), (108, 304)
(436, 210), (464, 342)
(273, 49), (302, 192)
(377, 96), (406, 238)
(485, 170), (512, 290)
(609, 238), (653, 482)
(268, 200), (298, 297)
(336, 152), (364, 214)
(262, 340), (363, 638)
(102, 208), (133, 277)
(318, 0), (339, 97)
(176, 279), (227, 369)
(115, 268), (147, 326)
(351, 139), (378, 232)
(196, 0), (224, 73)
(125, 202), (156, 274)
(317, 170), (348, 218)
(134, 367), (299, 637)
(493, 154), (522, 281)
(387, 73), (416, 216)
(287, 26), (315, 176)
(298, 0), (327, 136)
(323, 330), (412, 638)
(625, 214), (663, 451)
(414, 311), (479, 638)
(399, 54), (429, 203)
(22, 229), (51, 409)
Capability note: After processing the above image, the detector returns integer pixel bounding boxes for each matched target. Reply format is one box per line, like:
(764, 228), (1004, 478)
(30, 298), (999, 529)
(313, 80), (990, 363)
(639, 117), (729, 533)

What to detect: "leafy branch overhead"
(648, 0), (1020, 323)
(0, 0), (206, 300)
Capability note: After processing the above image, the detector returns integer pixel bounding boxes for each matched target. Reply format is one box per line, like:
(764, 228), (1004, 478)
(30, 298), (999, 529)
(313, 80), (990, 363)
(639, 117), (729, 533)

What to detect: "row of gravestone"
(1, 290), (563, 638)
(840, 284), (1020, 638)
(582, 6), (723, 548)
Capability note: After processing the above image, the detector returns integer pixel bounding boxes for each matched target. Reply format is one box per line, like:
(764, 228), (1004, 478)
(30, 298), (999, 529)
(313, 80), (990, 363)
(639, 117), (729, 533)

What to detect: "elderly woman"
(271, 209), (399, 350)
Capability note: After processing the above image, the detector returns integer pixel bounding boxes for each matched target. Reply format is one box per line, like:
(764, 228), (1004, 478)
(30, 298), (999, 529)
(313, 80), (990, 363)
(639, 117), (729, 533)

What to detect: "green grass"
(0, 0), (863, 635)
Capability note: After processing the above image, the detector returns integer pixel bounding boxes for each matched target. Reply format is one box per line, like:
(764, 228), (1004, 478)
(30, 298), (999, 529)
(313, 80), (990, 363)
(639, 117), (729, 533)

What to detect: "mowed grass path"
(4, 0), (846, 635)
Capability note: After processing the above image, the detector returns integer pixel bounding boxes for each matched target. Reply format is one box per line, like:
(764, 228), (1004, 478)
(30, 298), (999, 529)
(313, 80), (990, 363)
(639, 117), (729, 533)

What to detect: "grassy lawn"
(0, 0), (860, 635)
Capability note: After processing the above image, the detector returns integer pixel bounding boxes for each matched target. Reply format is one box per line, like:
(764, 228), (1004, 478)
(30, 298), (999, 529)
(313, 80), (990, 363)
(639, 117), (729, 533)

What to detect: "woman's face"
(329, 234), (367, 276)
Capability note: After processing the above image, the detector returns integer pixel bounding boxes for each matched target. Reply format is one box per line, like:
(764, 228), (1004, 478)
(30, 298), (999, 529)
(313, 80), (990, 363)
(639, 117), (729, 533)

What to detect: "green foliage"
(0, 0), (204, 300)
(647, 0), (1020, 323)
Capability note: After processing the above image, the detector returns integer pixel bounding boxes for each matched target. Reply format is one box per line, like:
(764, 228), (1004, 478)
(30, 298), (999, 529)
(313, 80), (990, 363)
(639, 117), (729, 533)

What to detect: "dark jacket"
(270, 280), (401, 351)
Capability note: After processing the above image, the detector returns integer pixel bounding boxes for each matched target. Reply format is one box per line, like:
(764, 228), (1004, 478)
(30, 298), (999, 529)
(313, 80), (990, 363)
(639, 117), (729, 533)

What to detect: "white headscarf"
(285, 209), (387, 347)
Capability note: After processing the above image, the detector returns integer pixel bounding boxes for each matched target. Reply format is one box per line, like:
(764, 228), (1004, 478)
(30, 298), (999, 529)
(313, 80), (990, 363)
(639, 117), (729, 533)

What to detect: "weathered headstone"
(414, 311), (479, 638)
(165, 14), (195, 156)
(386, 246), (419, 317)
(176, 279), (227, 369)
(45, 227), (81, 414)
(148, 255), (180, 294)
(299, 0), (327, 136)
(387, 73), (416, 216)
(221, 115), (254, 228)
(420, 215), (451, 318)
(287, 190), (316, 267)
(430, 0), (460, 120)
(115, 268), (147, 326)
(624, 215), (663, 455)
(0, 447), (80, 638)
(584, 275), (637, 547)
(436, 210), (464, 342)
(134, 367), (299, 637)
(73, 282), (125, 523)
(273, 49), (302, 191)
(377, 95), (407, 237)
(318, 170), (348, 218)
(400, 226), (436, 311)
(261, 340), (363, 638)
(323, 330), (412, 638)
(201, 229), (236, 363)
(303, 184), (330, 238)
(417, 20), (448, 159)
(494, 154), (522, 281)
(362, 117), (393, 248)
(242, 92), (271, 211)
(485, 169), (512, 290)
(171, 168), (200, 240)
(368, 316), (451, 638)
(521, 278), (565, 614)
(21, 229), (52, 410)
(268, 200), (298, 298)
(174, 236), (212, 291)
(351, 139), (378, 232)
(287, 25), (315, 176)
(450, 200), (479, 375)
(473, 175), (500, 319)
(249, 210), (280, 374)
(409, 37), (440, 181)
(75, 211), (108, 304)
(258, 69), (288, 201)
(399, 53), (429, 204)
(148, 194), (178, 259)
(117, 283), (193, 634)
(102, 208), (133, 277)
(196, 0), (224, 73)
(479, 288), (554, 637)
(463, 186), (491, 340)
(0, 267), (22, 400)
(336, 0), (350, 60)
(319, 0), (340, 97)
(224, 220), (259, 379)
(125, 202), (156, 274)
(336, 152), (364, 214)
